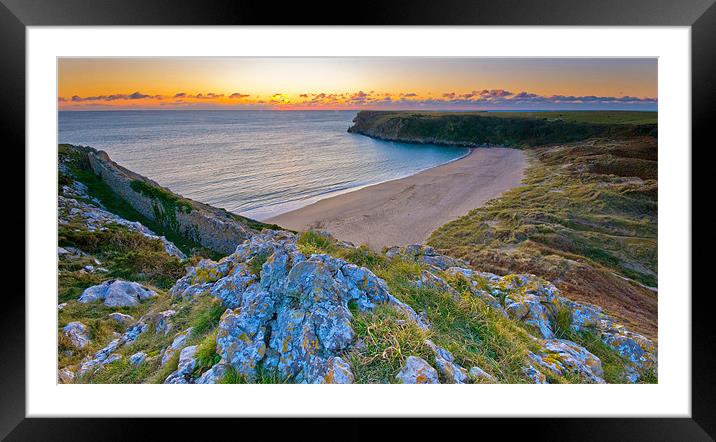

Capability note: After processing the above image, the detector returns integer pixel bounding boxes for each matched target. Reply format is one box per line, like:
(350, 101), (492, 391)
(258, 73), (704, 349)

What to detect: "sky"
(58, 57), (657, 111)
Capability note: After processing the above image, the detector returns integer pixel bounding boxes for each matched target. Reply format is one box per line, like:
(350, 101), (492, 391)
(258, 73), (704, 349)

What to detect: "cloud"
(192, 93), (224, 99)
(67, 92), (163, 102)
(128, 91), (150, 99)
(58, 88), (657, 110)
(481, 89), (513, 98)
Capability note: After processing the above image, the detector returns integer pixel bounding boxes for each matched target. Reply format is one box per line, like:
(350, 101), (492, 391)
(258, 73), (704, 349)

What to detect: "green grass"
(303, 231), (648, 384)
(130, 180), (193, 214)
(296, 230), (338, 255)
(218, 366), (288, 384)
(150, 350), (181, 384)
(549, 306), (634, 383)
(90, 357), (158, 384)
(349, 304), (433, 383)
(76, 295), (227, 384)
(58, 223), (187, 293)
(457, 111), (657, 125)
(638, 367), (658, 384)
(190, 299), (226, 338)
(192, 330), (221, 376)
(64, 224), (649, 384)
(559, 329), (630, 383)
(226, 209), (285, 232)
(552, 305), (574, 339)
(58, 268), (105, 304)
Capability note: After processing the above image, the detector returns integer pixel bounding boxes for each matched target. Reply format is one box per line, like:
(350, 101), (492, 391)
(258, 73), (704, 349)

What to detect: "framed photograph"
(7, 0), (714, 438)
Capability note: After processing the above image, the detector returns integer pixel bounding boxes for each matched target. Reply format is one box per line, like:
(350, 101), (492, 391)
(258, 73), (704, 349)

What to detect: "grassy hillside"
(429, 135), (657, 337)
(348, 111), (657, 148)
(402, 111), (657, 125)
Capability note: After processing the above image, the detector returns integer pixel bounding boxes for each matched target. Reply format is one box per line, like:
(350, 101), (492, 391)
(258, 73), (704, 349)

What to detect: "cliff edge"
(348, 110), (657, 148)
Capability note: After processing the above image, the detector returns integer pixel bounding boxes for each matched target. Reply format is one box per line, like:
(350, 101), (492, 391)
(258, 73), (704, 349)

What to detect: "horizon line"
(58, 108), (658, 113)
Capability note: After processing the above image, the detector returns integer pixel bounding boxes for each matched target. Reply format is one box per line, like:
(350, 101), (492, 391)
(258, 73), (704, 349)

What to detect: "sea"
(58, 110), (469, 220)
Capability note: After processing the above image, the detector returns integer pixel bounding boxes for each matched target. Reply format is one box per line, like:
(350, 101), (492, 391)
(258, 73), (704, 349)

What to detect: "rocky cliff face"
(59, 225), (657, 383)
(74, 145), (259, 255)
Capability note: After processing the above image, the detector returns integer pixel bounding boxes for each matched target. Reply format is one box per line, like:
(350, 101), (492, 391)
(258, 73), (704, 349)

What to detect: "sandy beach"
(267, 147), (527, 250)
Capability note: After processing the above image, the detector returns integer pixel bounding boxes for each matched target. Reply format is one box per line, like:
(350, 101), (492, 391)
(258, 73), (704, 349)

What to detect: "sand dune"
(267, 147), (527, 250)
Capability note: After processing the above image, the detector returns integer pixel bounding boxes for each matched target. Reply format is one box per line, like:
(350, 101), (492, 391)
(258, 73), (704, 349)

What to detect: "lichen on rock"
(395, 356), (440, 384)
(62, 321), (90, 349)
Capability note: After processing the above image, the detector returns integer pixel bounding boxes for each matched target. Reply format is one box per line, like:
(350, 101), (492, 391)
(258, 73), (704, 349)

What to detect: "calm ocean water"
(58, 110), (469, 220)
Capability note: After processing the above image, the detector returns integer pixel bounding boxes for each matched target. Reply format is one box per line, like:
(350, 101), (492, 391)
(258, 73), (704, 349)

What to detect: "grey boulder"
(108, 312), (135, 326)
(79, 280), (156, 307)
(129, 352), (147, 366)
(62, 321), (90, 349)
(395, 356), (440, 384)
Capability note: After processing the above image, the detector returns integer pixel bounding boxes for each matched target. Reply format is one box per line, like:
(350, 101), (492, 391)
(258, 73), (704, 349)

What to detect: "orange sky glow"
(58, 57), (658, 111)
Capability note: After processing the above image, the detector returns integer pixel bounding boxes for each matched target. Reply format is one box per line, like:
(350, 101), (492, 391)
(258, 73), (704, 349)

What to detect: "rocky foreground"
(58, 151), (657, 384)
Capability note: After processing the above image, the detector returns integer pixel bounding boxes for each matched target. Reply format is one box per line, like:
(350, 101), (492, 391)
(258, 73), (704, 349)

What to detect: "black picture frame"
(4, 0), (714, 439)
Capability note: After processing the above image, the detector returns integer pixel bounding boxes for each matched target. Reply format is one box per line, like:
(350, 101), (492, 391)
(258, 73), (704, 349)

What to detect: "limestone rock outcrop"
(395, 356), (440, 384)
(79, 280), (157, 307)
(431, 263), (657, 382)
(168, 231), (425, 384)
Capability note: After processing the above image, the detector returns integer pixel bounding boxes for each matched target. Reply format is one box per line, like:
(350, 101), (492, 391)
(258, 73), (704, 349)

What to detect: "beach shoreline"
(267, 147), (527, 250)
(241, 147), (472, 221)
